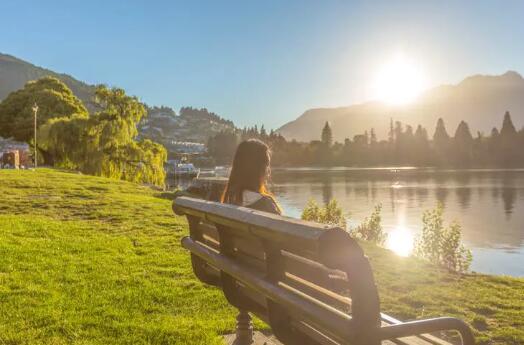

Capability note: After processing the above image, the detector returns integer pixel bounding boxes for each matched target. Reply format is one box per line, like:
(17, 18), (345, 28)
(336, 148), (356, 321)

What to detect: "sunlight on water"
(391, 181), (403, 189)
(386, 226), (414, 257)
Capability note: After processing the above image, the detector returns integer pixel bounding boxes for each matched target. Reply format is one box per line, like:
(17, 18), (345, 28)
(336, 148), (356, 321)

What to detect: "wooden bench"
(173, 196), (475, 345)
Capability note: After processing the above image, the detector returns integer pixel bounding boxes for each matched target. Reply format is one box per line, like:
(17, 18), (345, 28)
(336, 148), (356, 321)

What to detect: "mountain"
(0, 52), (236, 147)
(278, 71), (524, 142)
(0, 53), (97, 111)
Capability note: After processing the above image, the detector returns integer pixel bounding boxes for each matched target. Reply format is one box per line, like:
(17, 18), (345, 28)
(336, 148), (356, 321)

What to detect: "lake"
(269, 168), (524, 277)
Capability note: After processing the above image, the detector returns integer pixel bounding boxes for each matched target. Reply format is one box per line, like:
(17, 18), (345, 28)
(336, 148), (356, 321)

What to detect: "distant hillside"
(139, 106), (235, 150)
(0, 53), (97, 111)
(0, 52), (236, 147)
(278, 71), (524, 142)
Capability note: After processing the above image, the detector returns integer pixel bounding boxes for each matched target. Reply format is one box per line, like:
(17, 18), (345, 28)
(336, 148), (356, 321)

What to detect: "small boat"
(174, 163), (200, 178)
(214, 166), (231, 178)
(198, 169), (216, 178)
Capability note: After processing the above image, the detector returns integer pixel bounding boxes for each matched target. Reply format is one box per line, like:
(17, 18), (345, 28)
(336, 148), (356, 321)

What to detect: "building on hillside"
(1, 150), (20, 169)
(0, 137), (31, 168)
(169, 141), (206, 154)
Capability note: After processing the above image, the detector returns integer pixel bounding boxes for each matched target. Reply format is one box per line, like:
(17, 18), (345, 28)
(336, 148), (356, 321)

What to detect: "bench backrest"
(173, 196), (381, 345)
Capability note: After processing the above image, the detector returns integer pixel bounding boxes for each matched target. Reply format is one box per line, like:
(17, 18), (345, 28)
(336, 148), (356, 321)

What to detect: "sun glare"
(372, 54), (428, 105)
(386, 226), (414, 257)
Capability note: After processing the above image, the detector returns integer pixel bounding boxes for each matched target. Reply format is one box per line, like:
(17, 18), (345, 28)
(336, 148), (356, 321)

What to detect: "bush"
(350, 204), (387, 245)
(301, 198), (347, 229)
(414, 203), (472, 273)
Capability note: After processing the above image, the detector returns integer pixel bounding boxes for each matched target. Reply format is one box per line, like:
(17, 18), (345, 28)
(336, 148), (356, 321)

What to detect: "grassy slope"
(0, 169), (522, 344)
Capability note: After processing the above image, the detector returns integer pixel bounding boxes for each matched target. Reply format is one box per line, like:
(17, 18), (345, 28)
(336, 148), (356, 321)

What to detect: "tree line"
(208, 111), (524, 167)
(0, 77), (166, 185)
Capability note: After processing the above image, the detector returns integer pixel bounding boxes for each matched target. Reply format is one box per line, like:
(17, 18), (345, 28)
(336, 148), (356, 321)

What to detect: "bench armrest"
(379, 317), (475, 345)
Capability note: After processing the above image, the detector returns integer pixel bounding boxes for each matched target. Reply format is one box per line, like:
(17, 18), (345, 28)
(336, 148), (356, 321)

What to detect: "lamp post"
(32, 103), (39, 168)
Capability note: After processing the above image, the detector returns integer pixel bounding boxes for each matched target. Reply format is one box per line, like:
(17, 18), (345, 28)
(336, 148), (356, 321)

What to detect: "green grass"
(0, 169), (522, 344)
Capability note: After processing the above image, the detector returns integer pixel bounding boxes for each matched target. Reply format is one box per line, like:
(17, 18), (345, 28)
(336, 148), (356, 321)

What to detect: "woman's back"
(241, 190), (281, 215)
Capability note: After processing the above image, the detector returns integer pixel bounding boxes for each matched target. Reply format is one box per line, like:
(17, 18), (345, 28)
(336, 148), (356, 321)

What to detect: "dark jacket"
(245, 195), (282, 215)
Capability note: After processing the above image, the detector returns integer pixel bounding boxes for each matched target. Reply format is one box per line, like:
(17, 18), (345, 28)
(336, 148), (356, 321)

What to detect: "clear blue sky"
(1, 1), (523, 129)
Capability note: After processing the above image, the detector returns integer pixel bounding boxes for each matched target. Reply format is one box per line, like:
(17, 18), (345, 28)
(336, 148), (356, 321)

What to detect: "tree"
(260, 125), (267, 137)
(38, 114), (89, 167)
(498, 111), (519, 166)
(321, 121), (333, 147)
(207, 130), (239, 165)
(39, 85), (167, 186)
(83, 86), (166, 184)
(388, 118), (394, 143)
(0, 77), (87, 142)
(414, 124), (430, 165)
(452, 121), (474, 165)
(432, 118), (451, 165)
(433, 118), (450, 146)
(414, 125), (428, 142)
(500, 111), (517, 138)
(454, 121), (473, 144)
(369, 128), (377, 145)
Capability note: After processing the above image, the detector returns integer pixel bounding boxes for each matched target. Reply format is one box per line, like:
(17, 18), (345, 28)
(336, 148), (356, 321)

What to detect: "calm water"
(269, 168), (524, 277)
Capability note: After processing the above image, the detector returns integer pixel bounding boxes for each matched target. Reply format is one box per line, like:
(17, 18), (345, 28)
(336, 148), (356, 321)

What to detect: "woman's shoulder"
(248, 194), (282, 215)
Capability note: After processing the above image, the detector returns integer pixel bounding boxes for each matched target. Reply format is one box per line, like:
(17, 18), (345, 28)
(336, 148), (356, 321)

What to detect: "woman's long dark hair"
(221, 139), (280, 210)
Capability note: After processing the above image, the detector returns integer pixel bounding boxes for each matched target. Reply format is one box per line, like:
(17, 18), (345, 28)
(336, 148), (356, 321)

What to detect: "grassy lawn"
(0, 169), (522, 344)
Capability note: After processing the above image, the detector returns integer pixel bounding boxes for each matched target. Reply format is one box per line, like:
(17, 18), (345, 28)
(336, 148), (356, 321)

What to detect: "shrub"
(301, 198), (347, 229)
(350, 204), (387, 245)
(414, 203), (472, 273)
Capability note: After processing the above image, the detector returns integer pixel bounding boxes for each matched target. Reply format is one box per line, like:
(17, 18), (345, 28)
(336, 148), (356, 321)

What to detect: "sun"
(371, 53), (428, 105)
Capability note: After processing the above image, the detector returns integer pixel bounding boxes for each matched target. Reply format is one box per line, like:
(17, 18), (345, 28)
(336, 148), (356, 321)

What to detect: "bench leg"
(235, 309), (253, 345)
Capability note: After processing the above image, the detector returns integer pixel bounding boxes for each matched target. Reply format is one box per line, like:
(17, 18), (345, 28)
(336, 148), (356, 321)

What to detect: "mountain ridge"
(278, 71), (524, 142)
(0, 52), (236, 147)
(0, 52), (97, 110)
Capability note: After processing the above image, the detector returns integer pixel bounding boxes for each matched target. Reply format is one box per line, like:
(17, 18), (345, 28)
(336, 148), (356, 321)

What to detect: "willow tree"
(38, 114), (89, 167)
(0, 77), (87, 142)
(81, 86), (166, 185)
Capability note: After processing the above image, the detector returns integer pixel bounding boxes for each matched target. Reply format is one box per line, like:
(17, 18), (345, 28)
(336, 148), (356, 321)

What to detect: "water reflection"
(272, 168), (524, 276)
(386, 226), (414, 257)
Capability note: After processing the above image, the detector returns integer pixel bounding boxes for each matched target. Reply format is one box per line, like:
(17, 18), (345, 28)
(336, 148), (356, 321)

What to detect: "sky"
(1, 1), (524, 129)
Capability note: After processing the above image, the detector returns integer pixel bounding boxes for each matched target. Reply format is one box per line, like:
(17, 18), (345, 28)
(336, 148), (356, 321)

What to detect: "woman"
(221, 139), (282, 215)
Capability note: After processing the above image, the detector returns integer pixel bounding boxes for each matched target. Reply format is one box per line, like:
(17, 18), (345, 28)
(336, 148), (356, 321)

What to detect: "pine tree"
(370, 128), (377, 145)
(454, 121), (473, 144)
(260, 125), (267, 137)
(321, 121), (333, 147)
(433, 118), (450, 146)
(415, 125), (428, 142)
(453, 121), (474, 165)
(388, 118), (395, 143)
(500, 111), (517, 137)
(499, 111), (518, 166)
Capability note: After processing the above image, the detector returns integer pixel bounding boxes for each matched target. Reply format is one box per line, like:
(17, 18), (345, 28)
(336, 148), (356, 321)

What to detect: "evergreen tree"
(388, 118), (394, 143)
(453, 121), (474, 165)
(321, 121), (333, 147)
(394, 121), (403, 141)
(260, 125), (267, 137)
(433, 118), (450, 147)
(414, 124), (430, 165)
(454, 121), (473, 143)
(500, 111), (517, 137)
(499, 111), (519, 166)
(414, 125), (428, 142)
(370, 128), (377, 145)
